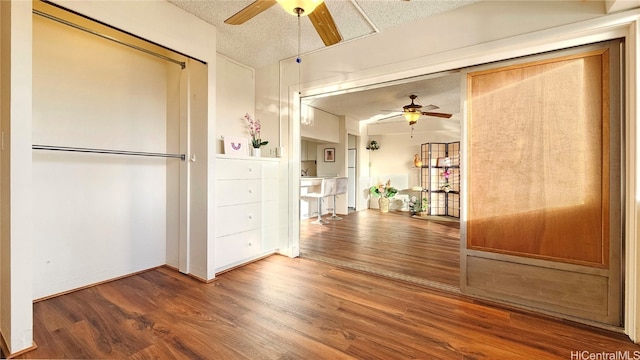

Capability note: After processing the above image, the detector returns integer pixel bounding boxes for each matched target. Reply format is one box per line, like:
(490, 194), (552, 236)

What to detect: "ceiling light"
(403, 110), (421, 123)
(276, 0), (323, 16)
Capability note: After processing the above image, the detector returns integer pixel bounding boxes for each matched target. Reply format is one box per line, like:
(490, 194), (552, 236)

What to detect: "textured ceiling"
(168, 0), (477, 69)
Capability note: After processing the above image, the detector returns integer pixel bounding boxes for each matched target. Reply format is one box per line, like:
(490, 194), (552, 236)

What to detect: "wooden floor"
(17, 255), (640, 359)
(300, 210), (460, 289)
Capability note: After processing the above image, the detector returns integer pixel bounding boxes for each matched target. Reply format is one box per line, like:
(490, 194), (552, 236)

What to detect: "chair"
(328, 177), (348, 221)
(304, 178), (334, 225)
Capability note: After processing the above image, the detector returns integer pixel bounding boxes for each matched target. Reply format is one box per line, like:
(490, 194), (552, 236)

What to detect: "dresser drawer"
(217, 178), (280, 205)
(215, 230), (262, 270)
(217, 158), (262, 180)
(216, 179), (263, 206)
(216, 203), (262, 237)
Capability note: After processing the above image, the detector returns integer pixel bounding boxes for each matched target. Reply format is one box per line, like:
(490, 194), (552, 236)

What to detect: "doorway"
(298, 71), (463, 291)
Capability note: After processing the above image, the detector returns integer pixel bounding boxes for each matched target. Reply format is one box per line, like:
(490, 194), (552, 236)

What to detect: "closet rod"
(33, 145), (186, 161)
(33, 9), (186, 69)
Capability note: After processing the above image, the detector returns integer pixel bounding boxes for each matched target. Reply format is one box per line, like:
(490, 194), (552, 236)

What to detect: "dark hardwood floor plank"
(17, 255), (640, 359)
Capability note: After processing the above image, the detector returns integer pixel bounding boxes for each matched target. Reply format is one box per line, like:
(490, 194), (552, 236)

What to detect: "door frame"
(347, 146), (357, 211)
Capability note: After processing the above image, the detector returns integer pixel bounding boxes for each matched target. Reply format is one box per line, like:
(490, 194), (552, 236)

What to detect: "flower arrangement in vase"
(245, 113), (268, 156)
(369, 180), (398, 213)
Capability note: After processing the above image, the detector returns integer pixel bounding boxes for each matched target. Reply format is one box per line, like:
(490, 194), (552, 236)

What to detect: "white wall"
(216, 55), (255, 154)
(301, 106), (339, 143)
(32, 16), (173, 299)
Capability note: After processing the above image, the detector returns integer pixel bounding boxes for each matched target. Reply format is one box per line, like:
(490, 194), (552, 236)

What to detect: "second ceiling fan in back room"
(224, 0), (342, 47)
(381, 94), (453, 137)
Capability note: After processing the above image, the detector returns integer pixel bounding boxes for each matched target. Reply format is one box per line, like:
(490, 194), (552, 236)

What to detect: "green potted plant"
(408, 195), (429, 215)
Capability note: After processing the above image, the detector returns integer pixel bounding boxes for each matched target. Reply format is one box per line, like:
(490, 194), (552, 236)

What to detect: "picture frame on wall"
(324, 148), (335, 162)
(223, 136), (249, 157)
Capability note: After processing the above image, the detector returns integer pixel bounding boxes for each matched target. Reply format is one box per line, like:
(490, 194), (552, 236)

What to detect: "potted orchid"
(441, 168), (452, 192)
(245, 113), (268, 156)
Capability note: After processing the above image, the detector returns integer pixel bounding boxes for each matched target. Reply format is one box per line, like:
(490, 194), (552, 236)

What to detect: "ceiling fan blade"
(376, 113), (403, 122)
(224, 0), (277, 25)
(422, 104), (439, 111)
(421, 111), (453, 119)
(308, 2), (342, 46)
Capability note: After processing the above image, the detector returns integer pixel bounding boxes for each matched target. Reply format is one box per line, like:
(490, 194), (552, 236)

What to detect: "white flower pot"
(251, 147), (261, 157)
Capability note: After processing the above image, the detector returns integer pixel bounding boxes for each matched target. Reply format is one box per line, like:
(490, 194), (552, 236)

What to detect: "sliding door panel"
(463, 40), (621, 325)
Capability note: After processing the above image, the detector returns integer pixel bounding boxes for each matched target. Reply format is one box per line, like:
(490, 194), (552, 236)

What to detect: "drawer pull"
(248, 214), (253, 219)
(248, 188), (253, 194)
(248, 241), (253, 246)
(248, 167), (253, 172)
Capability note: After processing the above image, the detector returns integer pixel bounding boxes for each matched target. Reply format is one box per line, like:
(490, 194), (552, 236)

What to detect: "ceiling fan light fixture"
(276, 0), (323, 16)
(403, 110), (421, 123)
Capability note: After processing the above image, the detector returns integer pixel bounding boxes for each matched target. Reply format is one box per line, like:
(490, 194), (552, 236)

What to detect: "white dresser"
(215, 155), (279, 273)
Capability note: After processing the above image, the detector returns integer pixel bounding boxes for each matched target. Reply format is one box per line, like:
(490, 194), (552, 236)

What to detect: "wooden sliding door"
(463, 40), (622, 325)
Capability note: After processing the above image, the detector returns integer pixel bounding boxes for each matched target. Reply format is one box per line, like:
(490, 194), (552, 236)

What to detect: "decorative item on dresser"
(215, 155), (279, 273)
(245, 113), (268, 157)
(223, 136), (249, 157)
